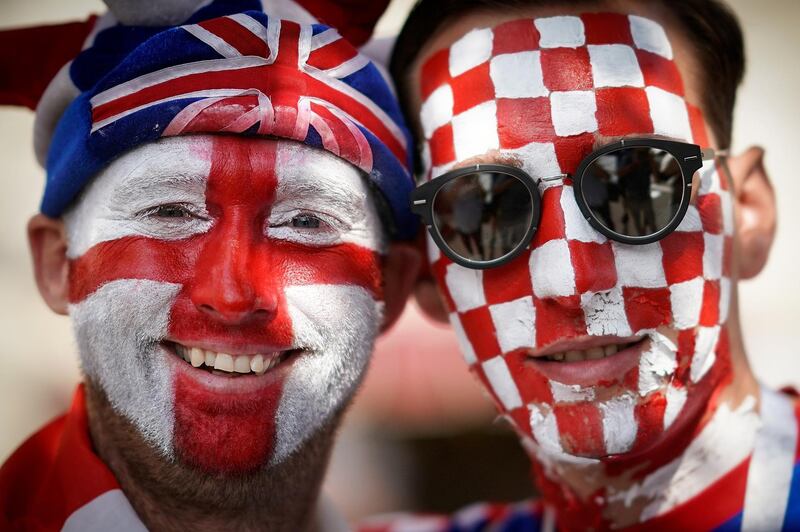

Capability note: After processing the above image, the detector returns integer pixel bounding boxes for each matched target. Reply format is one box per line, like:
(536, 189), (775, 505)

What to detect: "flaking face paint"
(417, 14), (733, 460)
(65, 136), (386, 472)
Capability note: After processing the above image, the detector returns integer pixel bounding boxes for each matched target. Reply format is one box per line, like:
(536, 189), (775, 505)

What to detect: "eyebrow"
(591, 133), (684, 150)
(274, 172), (365, 222)
(452, 151), (524, 170)
(108, 156), (209, 210)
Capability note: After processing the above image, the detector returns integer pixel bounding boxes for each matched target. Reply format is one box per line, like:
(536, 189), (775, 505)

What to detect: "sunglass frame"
(411, 138), (707, 269)
(410, 164), (542, 269)
(573, 137), (704, 246)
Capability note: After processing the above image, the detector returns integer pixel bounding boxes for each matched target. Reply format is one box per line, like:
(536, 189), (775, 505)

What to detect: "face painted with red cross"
(64, 135), (386, 472)
(415, 14), (734, 459)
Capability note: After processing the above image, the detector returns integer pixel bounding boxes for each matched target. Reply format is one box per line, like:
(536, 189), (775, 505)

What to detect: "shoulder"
(0, 385), (124, 531)
(358, 500), (550, 532)
(781, 388), (800, 526)
(0, 413), (68, 527)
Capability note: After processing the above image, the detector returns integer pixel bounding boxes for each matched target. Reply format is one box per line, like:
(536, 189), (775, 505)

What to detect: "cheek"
(68, 236), (197, 303)
(277, 243), (384, 299)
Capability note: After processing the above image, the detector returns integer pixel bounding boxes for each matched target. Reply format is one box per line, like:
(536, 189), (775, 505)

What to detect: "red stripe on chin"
(553, 402), (605, 455)
(172, 369), (284, 473)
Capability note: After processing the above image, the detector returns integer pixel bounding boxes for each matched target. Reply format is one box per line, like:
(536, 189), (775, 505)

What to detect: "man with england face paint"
(362, 1), (800, 530)
(0, 0), (422, 530)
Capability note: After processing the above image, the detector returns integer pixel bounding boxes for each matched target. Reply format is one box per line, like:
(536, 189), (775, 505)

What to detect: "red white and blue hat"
(0, 0), (417, 239)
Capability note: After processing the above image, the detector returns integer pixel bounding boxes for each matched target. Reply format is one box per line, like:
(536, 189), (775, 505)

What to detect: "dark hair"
(389, 0), (745, 149)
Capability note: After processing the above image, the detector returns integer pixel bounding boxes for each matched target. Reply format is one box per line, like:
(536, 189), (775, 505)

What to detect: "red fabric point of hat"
(0, 17), (95, 110)
(294, 0), (390, 47)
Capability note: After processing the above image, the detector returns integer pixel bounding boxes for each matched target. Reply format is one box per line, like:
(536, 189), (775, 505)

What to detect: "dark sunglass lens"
(432, 171), (533, 263)
(582, 147), (684, 238)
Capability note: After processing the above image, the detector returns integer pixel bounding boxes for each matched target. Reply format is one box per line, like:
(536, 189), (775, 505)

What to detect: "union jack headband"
(31, 0), (416, 239)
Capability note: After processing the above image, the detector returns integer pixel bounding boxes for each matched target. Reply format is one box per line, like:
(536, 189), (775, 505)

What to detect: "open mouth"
(163, 341), (300, 377)
(535, 337), (646, 363)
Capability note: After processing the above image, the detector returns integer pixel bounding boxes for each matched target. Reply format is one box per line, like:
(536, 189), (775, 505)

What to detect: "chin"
(489, 326), (732, 463)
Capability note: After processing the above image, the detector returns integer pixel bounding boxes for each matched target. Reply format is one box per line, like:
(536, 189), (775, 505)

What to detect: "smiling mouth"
(163, 341), (300, 377)
(532, 337), (646, 363)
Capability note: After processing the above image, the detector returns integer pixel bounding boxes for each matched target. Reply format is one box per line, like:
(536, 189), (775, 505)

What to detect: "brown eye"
(291, 214), (321, 229)
(154, 205), (192, 218)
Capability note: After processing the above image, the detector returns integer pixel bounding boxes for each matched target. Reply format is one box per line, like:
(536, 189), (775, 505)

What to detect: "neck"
(85, 381), (337, 532)
(527, 321), (761, 529)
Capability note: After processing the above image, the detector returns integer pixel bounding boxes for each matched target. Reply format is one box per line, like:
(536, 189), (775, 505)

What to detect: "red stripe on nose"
(187, 138), (279, 325)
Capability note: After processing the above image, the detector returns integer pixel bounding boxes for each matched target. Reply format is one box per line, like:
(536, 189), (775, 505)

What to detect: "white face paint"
(606, 394), (760, 519)
(65, 135), (386, 472)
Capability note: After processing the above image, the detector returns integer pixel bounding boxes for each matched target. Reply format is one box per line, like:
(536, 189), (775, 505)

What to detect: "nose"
(531, 185), (613, 294)
(189, 217), (278, 324)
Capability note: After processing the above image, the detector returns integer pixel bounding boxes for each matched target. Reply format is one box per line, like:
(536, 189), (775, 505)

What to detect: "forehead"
(410, 5), (703, 117)
(74, 135), (367, 202)
(413, 11), (710, 178)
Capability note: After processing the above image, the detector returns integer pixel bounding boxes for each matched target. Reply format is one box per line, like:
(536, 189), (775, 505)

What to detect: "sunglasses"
(411, 138), (724, 269)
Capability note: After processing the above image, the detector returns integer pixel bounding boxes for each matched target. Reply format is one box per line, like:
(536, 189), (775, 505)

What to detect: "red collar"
(0, 384), (120, 530)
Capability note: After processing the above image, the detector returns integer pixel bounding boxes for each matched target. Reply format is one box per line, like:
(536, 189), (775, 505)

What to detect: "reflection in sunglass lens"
(432, 171), (533, 263)
(582, 147), (684, 238)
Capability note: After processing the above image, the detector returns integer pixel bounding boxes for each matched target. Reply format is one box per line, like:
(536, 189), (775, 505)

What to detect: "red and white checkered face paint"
(418, 14), (734, 458)
(64, 136), (385, 472)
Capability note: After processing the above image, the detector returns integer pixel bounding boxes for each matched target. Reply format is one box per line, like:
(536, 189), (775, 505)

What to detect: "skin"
(404, 1), (776, 527)
(27, 135), (420, 531)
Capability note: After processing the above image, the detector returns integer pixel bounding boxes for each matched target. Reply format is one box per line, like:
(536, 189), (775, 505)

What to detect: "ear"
(380, 242), (422, 333)
(413, 233), (449, 324)
(727, 146), (776, 280)
(28, 214), (70, 315)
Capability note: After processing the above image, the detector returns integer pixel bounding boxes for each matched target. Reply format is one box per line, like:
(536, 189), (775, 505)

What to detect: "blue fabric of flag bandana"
(44, 0), (416, 239)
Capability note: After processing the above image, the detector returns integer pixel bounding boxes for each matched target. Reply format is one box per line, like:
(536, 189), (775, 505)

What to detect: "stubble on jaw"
(84, 378), (342, 532)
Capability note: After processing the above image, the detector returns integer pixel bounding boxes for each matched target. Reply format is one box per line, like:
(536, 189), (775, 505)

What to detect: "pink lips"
(524, 336), (650, 387)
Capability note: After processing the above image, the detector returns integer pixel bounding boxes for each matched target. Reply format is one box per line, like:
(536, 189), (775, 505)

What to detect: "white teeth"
(267, 353), (281, 370)
(176, 344), (189, 362)
(190, 347), (204, 368)
(251, 354), (265, 374)
(214, 353), (234, 372)
(172, 344), (292, 375)
(586, 346), (605, 360)
(234, 356), (251, 373)
(545, 342), (633, 363)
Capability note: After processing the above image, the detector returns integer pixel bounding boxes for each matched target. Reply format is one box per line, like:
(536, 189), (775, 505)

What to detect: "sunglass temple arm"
(701, 147), (729, 161)
(539, 173), (570, 183)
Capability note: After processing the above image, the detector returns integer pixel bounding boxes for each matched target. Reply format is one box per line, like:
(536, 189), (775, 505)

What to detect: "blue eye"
(291, 214), (322, 229)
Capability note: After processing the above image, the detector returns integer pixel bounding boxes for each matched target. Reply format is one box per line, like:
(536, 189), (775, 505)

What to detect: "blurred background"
(0, 0), (798, 523)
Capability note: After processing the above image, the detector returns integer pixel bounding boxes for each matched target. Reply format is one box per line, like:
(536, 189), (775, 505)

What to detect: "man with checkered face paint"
(362, 1), (800, 530)
(0, 0), (422, 530)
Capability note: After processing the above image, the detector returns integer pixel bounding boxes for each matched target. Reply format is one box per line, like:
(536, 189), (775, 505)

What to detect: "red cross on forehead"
(418, 13), (710, 179)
